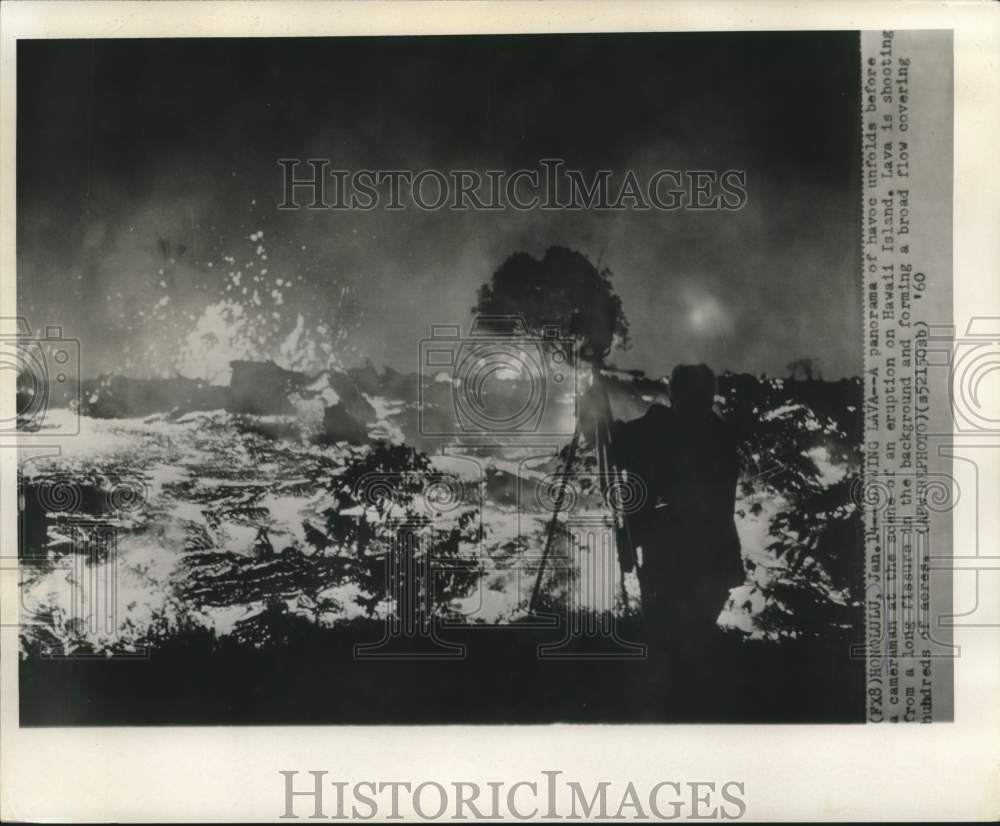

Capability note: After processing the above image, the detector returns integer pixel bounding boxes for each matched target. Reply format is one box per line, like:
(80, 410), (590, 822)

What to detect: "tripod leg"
(528, 425), (581, 615)
(592, 376), (645, 617)
(595, 416), (632, 609)
(537, 408), (646, 659)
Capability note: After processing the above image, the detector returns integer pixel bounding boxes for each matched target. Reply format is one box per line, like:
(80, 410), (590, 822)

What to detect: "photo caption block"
(861, 29), (954, 723)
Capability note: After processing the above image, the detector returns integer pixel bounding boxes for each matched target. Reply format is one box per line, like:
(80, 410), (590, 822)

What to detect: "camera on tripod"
(0, 318), (80, 435)
(418, 315), (577, 438)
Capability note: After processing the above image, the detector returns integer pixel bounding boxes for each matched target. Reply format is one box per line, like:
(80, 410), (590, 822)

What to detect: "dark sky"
(17, 32), (861, 381)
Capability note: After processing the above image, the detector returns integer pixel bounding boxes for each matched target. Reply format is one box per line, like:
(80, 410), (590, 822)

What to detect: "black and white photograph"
(13, 30), (879, 725)
(3, 2), (999, 822)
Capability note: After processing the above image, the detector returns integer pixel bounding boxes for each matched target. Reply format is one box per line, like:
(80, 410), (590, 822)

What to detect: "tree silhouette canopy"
(473, 246), (629, 362)
(786, 357), (824, 381)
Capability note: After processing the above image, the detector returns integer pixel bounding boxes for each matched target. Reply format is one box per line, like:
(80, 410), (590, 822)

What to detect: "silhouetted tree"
(473, 246), (629, 363)
(786, 357), (823, 381)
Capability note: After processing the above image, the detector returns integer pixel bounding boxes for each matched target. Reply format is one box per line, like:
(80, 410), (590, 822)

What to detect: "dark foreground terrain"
(21, 618), (864, 725)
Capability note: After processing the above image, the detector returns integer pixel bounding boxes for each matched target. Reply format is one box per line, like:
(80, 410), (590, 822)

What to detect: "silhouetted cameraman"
(612, 364), (743, 679)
